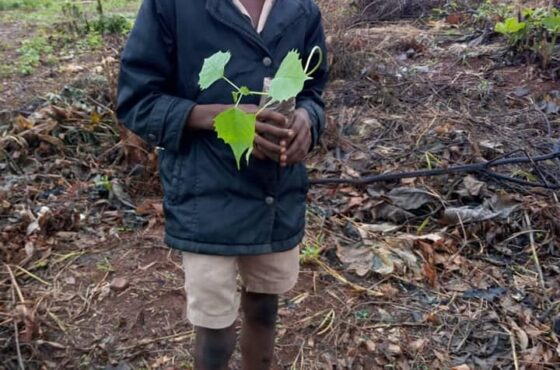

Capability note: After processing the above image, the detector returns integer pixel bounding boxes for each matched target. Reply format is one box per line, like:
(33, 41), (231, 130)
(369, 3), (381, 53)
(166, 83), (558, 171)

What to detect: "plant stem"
(222, 76), (241, 92)
(96, 0), (103, 17)
(256, 98), (275, 116)
(249, 91), (268, 96)
(304, 46), (324, 76)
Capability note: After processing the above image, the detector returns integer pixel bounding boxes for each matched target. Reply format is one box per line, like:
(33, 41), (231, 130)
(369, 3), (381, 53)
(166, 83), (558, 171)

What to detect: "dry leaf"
(409, 338), (427, 351)
(110, 277), (129, 292)
(451, 365), (471, 370)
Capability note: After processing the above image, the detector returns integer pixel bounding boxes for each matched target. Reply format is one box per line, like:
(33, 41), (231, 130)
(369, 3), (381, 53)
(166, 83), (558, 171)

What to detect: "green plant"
(94, 175), (112, 191)
(494, 7), (560, 68)
(61, 1), (89, 34)
(475, 78), (492, 101)
(474, 0), (512, 23)
(543, 15), (560, 33)
(354, 309), (370, 321)
(198, 47), (323, 168)
(61, 0), (131, 37)
(495, 17), (527, 40)
(0, 63), (14, 78)
(17, 35), (53, 75)
(300, 243), (320, 264)
(537, 15), (560, 66)
(93, 14), (131, 34)
(0, 0), (52, 11)
(86, 32), (103, 48)
(91, 0), (131, 35)
(96, 257), (114, 272)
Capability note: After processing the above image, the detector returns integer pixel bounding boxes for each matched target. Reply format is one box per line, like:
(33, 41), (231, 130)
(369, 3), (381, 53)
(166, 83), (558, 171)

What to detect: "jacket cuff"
(147, 95), (197, 152)
(296, 99), (324, 151)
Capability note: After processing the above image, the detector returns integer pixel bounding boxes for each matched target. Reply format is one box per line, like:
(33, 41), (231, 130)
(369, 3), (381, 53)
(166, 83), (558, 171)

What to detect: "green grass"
(0, 63), (15, 78)
(86, 33), (103, 49)
(1, 0), (140, 26)
(299, 233), (323, 264)
(93, 14), (132, 34)
(0, 0), (53, 11)
(0, 0), (140, 77)
(17, 35), (53, 75)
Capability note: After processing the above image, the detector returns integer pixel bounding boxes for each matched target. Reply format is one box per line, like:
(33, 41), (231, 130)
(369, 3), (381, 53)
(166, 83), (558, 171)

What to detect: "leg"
(183, 252), (240, 370)
(240, 290), (279, 370)
(238, 247), (300, 369)
(194, 324), (236, 370)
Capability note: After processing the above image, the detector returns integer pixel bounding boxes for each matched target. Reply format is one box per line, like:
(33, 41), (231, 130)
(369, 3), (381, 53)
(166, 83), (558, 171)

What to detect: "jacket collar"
(206, 0), (307, 55)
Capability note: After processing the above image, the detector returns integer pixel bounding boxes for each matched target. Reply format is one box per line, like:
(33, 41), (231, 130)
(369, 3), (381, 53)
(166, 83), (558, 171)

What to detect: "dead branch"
(310, 149), (560, 188)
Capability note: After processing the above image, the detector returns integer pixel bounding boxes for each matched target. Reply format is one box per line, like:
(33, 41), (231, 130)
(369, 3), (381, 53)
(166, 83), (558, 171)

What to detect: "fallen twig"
(14, 265), (51, 287)
(13, 321), (25, 370)
(314, 259), (383, 296)
(5, 264), (25, 304)
(503, 324), (520, 370)
(116, 330), (194, 351)
(524, 212), (546, 290)
(8, 265), (25, 370)
(310, 150), (560, 188)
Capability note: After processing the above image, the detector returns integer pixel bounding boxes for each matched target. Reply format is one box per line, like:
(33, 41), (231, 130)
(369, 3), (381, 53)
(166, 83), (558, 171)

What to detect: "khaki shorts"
(182, 247), (299, 329)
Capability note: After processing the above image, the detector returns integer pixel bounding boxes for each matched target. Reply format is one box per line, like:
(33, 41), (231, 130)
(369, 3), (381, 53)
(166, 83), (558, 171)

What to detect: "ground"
(1, 0), (560, 369)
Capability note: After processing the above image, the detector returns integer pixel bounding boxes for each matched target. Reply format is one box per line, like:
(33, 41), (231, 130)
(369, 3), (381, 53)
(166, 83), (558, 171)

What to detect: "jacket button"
(147, 133), (157, 142)
(265, 196), (275, 205)
(262, 57), (272, 67)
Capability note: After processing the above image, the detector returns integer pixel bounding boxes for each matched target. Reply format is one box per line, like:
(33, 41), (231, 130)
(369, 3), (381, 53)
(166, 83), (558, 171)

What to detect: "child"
(117, 0), (327, 368)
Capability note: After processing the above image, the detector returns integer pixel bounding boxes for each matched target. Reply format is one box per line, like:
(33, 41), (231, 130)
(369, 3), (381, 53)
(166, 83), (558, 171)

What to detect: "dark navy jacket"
(117, 0), (327, 255)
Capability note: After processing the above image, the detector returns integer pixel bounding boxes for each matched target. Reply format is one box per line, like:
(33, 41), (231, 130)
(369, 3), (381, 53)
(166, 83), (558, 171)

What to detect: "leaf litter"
(1, 0), (560, 369)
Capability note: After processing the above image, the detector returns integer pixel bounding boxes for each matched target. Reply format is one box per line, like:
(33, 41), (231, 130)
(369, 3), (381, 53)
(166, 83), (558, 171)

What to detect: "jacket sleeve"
(116, 0), (196, 153)
(296, 3), (328, 151)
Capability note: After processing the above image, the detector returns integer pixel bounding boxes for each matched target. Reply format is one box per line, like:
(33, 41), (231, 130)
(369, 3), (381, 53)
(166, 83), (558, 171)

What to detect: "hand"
(283, 108), (312, 166)
(252, 110), (293, 162)
(186, 104), (294, 163)
(187, 104), (260, 131)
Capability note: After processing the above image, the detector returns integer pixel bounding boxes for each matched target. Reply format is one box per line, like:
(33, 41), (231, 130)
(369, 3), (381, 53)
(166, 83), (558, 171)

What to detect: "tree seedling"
(494, 7), (560, 68)
(495, 17), (527, 46)
(198, 47), (323, 169)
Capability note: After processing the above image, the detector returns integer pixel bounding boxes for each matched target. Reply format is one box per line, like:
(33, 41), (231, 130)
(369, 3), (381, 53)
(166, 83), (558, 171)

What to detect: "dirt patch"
(0, 23), (123, 113)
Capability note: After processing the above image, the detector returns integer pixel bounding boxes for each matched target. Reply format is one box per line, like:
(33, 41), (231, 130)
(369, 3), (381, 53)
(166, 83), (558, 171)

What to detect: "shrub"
(495, 7), (560, 68)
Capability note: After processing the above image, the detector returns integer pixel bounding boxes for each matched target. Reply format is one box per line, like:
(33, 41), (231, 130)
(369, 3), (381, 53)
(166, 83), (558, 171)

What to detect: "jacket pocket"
(159, 149), (188, 205)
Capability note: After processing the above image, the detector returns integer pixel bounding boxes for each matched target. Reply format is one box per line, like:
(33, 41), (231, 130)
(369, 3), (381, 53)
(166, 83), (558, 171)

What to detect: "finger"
(285, 131), (311, 164)
(255, 134), (286, 154)
(253, 141), (284, 162)
(257, 143), (282, 162)
(287, 118), (305, 145)
(257, 110), (288, 128)
(238, 104), (259, 113)
(255, 121), (294, 140)
(252, 146), (266, 160)
(285, 126), (308, 157)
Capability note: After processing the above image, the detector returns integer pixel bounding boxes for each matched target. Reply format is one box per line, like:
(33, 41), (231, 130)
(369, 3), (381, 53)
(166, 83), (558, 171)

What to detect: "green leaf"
(198, 51), (231, 90)
(232, 91), (240, 103)
(522, 8), (534, 19)
(495, 18), (526, 34)
(268, 50), (311, 102)
(542, 16), (560, 33)
(214, 107), (256, 169)
(239, 86), (251, 95)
